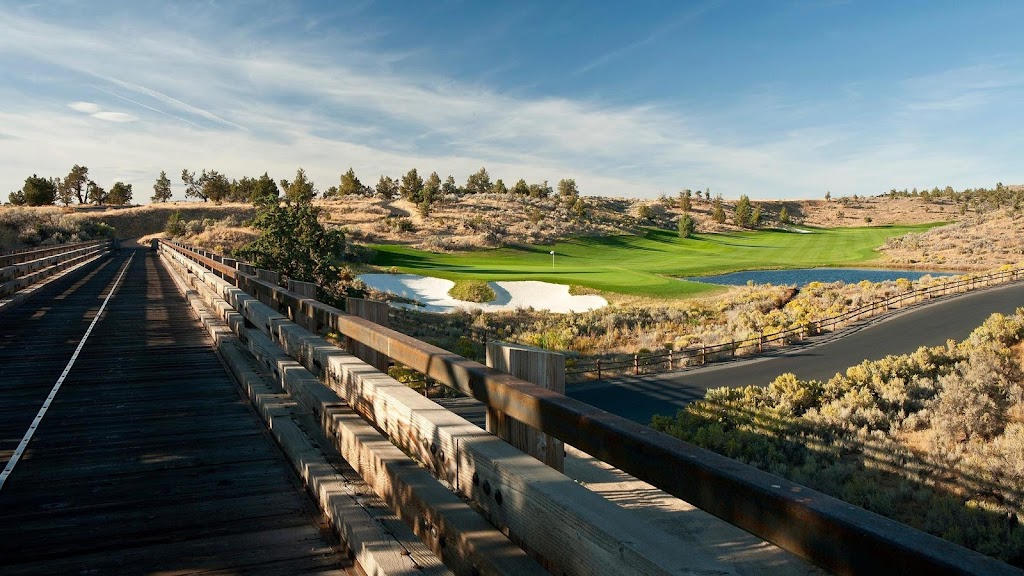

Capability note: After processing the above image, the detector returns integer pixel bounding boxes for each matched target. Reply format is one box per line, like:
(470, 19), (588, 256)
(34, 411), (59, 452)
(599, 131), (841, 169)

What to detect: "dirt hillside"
(2, 191), (1014, 273)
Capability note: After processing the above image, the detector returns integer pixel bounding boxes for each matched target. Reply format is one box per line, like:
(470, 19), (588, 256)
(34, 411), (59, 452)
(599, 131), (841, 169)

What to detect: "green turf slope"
(369, 224), (941, 298)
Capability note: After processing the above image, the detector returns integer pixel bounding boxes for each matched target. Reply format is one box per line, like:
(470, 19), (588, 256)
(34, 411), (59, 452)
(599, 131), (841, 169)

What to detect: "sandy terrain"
(879, 209), (1024, 270)
(358, 273), (608, 313)
(792, 196), (961, 227)
(328, 193), (968, 252)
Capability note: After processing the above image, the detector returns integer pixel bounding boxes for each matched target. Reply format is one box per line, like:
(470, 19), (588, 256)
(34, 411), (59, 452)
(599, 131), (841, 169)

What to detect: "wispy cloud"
(91, 111), (137, 123)
(0, 4), (1021, 202)
(90, 86), (202, 127)
(68, 101), (101, 113)
(899, 63), (1024, 113)
(909, 63), (1019, 115)
(573, 1), (720, 76)
(67, 101), (137, 122)
(99, 75), (247, 131)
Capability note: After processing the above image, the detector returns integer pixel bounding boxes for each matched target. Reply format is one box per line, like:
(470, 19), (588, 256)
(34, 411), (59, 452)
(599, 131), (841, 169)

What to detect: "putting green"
(369, 224), (941, 298)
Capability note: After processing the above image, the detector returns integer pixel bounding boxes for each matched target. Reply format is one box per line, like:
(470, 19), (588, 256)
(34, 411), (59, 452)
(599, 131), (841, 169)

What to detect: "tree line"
(167, 165), (582, 219)
(6, 163), (580, 210)
(883, 182), (1024, 214)
(664, 187), (765, 237)
(311, 166), (580, 218)
(321, 166), (575, 201)
(8, 165), (134, 207)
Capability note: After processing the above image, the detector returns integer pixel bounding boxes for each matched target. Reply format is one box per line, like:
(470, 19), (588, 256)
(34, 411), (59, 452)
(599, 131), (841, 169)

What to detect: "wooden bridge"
(0, 240), (1018, 575)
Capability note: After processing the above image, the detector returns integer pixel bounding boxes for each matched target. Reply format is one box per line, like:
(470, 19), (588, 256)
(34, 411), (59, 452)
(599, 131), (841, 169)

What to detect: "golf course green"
(370, 224), (941, 298)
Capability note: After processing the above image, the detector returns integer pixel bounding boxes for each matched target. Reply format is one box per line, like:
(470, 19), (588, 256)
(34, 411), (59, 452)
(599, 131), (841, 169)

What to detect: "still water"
(688, 268), (956, 287)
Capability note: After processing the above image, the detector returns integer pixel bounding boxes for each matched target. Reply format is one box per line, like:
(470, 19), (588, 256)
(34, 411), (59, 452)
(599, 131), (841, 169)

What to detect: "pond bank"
(688, 268), (956, 287)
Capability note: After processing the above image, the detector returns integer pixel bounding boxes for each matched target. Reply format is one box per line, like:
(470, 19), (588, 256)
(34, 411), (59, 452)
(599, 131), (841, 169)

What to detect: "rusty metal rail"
(160, 239), (1021, 576)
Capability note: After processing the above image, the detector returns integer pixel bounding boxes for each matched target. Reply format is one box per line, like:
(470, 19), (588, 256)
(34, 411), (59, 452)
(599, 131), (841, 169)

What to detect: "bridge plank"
(1, 459), (297, 517)
(7, 491), (313, 563)
(0, 525), (346, 576)
(0, 249), (351, 575)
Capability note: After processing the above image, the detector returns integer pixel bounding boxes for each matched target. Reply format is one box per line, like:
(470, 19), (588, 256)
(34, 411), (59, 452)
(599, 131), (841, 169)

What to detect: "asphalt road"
(568, 281), (1024, 424)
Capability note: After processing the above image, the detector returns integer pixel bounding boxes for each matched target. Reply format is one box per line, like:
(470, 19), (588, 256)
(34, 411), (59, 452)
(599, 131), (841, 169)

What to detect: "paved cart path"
(569, 281), (1024, 423)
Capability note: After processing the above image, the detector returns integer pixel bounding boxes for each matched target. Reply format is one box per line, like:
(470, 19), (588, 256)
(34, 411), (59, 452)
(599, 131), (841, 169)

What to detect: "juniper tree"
(151, 171), (172, 203)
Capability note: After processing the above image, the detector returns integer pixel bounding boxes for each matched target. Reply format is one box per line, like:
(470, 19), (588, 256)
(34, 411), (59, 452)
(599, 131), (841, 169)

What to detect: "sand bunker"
(358, 274), (608, 314)
(779, 225), (813, 234)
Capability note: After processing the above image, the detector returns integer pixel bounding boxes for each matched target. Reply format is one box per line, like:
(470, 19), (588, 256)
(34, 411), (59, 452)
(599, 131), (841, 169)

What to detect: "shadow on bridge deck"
(0, 249), (351, 575)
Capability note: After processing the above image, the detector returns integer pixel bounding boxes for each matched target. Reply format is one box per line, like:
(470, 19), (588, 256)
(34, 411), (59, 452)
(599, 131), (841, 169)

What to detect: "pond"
(687, 268), (957, 287)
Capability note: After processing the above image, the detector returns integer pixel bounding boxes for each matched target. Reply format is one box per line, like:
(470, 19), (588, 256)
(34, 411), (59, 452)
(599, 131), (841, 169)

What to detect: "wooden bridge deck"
(0, 249), (352, 575)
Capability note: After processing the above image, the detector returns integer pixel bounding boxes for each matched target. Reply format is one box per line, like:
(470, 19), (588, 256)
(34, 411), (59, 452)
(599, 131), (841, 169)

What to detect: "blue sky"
(2, 0), (1022, 201)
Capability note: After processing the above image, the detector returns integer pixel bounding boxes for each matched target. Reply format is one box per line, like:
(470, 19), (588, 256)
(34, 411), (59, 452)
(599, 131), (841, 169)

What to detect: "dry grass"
(324, 194), (652, 250)
(636, 195), (960, 234)
(0, 206), (66, 249)
(879, 208), (1024, 270)
(188, 226), (260, 255)
(0, 192), (967, 250)
(899, 428), (934, 457)
(792, 196), (960, 227)
(0, 205), (115, 250)
(322, 193), (967, 252)
(68, 202), (256, 242)
(3, 194), (1016, 277)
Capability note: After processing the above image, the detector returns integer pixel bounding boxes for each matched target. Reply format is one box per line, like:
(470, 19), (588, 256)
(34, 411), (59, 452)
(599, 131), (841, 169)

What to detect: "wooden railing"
(158, 239), (1020, 576)
(0, 240), (112, 299)
(567, 267), (1024, 380)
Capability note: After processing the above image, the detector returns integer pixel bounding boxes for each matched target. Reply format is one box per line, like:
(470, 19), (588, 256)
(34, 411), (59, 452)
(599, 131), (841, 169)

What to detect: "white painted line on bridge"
(0, 252), (135, 491)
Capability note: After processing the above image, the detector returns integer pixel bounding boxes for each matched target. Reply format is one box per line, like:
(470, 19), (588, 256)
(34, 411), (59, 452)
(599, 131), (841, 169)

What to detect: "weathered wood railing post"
(221, 258), (236, 284)
(287, 279), (318, 332)
(234, 262), (254, 292)
(485, 342), (565, 472)
(255, 269), (280, 310)
(595, 359), (602, 380)
(0, 240), (111, 298)
(345, 297), (391, 372)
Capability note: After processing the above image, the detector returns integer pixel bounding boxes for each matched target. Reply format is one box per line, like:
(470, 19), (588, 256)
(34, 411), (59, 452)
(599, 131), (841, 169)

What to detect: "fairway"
(370, 224), (940, 298)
